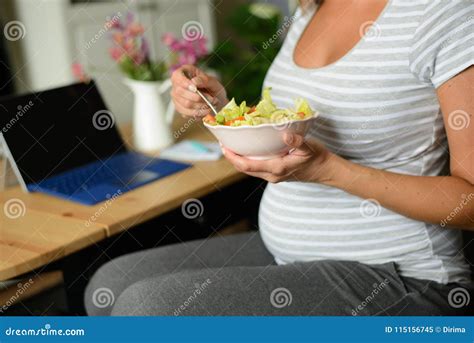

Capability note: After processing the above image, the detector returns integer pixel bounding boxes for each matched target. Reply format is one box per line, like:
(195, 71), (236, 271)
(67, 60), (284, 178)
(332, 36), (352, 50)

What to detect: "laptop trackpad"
(82, 171), (159, 202)
(110, 170), (159, 188)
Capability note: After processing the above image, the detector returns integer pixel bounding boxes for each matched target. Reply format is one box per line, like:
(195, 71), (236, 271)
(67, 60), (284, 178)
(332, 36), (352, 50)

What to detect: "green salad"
(203, 88), (314, 127)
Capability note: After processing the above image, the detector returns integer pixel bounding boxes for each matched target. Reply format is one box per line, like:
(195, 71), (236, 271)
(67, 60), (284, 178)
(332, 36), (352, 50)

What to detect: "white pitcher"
(124, 78), (175, 152)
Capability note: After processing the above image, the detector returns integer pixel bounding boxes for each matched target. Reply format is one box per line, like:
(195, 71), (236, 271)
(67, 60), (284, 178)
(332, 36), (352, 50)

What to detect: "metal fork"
(183, 71), (218, 116)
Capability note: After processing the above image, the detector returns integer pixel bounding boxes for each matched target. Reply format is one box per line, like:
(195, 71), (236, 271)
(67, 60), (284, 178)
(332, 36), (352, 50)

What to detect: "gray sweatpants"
(84, 232), (471, 316)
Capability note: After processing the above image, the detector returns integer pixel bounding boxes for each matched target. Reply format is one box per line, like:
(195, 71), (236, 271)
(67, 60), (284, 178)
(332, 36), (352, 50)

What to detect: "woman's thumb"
(284, 133), (305, 149)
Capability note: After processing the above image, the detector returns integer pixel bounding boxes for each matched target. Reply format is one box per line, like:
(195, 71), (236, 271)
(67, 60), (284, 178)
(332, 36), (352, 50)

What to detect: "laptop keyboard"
(38, 153), (162, 194)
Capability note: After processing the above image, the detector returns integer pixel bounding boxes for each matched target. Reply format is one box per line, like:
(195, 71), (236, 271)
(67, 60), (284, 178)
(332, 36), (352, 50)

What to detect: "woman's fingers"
(283, 133), (325, 159)
(171, 65), (197, 90)
(284, 133), (305, 149)
(171, 65), (225, 117)
(190, 73), (210, 89)
(222, 147), (283, 174)
(192, 68), (227, 106)
(172, 87), (201, 103)
(171, 65), (213, 93)
(173, 86), (218, 104)
(172, 88), (217, 115)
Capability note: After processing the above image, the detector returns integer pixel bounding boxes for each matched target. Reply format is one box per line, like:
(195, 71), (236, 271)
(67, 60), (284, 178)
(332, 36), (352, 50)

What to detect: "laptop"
(0, 81), (190, 205)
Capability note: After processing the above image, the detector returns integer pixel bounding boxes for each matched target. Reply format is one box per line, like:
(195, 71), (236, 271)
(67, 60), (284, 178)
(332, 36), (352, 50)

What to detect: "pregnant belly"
(258, 182), (431, 264)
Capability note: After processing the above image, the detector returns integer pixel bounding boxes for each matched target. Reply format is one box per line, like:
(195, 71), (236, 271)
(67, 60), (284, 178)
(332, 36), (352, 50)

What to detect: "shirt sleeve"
(409, 0), (474, 88)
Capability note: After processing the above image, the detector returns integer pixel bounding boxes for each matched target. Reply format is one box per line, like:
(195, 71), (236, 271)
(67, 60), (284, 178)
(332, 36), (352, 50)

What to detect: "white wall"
(12, 0), (74, 93)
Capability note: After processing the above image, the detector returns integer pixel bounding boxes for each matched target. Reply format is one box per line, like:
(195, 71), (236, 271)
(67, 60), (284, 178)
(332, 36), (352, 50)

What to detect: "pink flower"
(109, 47), (123, 61)
(113, 32), (124, 45)
(71, 62), (89, 82)
(173, 41), (184, 51)
(140, 38), (149, 56)
(162, 32), (176, 46)
(131, 51), (146, 65)
(125, 12), (134, 26)
(105, 18), (122, 29)
(126, 23), (145, 37)
(107, 13), (210, 79)
(123, 38), (135, 53)
(162, 32), (208, 71)
(197, 38), (208, 55)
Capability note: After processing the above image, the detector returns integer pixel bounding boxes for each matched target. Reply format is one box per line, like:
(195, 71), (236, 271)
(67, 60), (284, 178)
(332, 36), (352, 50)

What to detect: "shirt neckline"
(290, 0), (393, 72)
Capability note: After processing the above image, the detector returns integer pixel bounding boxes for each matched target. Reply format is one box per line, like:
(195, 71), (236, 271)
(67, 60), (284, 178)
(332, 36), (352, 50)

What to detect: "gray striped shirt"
(259, 0), (473, 284)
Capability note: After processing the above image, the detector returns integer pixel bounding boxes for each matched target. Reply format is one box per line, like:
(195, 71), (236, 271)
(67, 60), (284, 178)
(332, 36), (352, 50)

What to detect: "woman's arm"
(327, 67), (474, 229)
(223, 67), (474, 229)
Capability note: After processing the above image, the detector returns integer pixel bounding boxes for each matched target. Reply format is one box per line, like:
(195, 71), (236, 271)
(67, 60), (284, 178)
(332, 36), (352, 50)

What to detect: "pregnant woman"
(86, 0), (473, 315)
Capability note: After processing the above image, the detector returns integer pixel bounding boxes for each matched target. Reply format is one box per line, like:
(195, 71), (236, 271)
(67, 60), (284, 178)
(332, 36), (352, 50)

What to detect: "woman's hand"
(222, 133), (337, 184)
(171, 65), (228, 118)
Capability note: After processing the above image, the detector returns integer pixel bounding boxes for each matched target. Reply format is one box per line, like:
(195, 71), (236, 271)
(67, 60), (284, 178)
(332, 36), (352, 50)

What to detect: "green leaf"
(118, 57), (168, 81)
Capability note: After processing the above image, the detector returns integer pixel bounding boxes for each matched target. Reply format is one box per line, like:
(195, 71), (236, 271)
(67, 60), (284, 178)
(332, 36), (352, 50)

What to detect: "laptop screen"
(0, 81), (127, 185)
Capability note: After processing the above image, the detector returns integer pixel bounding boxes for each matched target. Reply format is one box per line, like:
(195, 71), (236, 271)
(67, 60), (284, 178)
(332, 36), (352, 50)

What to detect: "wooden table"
(0, 211), (106, 281)
(0, 120), (246, 282)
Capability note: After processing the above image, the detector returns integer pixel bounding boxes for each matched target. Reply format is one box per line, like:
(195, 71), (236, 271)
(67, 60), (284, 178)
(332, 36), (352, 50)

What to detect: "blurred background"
(0, 0), (297, 123)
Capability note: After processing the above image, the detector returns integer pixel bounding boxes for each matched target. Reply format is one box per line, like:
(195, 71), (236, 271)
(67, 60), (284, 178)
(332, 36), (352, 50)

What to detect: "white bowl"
(204, 114), (319, 160)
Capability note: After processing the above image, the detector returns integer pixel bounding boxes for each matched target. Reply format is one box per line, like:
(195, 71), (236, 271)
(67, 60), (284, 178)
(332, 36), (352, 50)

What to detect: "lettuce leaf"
(211, 89), (315, 126)
(220, 98), (243, 122)
(255, 87), (276, 115)
(294, 98), (313, 117)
